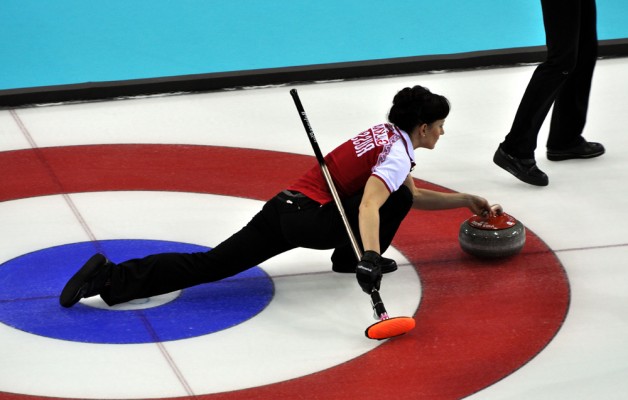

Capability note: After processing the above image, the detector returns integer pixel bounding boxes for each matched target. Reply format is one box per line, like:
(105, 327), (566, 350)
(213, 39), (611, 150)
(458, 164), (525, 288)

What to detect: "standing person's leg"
(493, 0), (582, 186)
(501, 0), (581, 158)
(546, 0), (604, 159)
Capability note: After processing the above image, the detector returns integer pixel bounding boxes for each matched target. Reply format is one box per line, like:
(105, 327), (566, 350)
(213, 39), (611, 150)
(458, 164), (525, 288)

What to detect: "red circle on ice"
(0, 144), (569, 399)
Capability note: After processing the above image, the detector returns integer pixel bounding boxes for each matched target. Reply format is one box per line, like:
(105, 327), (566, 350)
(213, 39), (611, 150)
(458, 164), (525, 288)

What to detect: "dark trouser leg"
(331, 185), (413, 266)
(101, 197), (295, 305)
(501, 0), (584, 159)
(547, 0), (598, 150)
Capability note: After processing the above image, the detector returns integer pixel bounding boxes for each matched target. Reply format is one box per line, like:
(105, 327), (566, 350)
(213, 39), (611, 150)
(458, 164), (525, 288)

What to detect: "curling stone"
(459, 211), (526, 258)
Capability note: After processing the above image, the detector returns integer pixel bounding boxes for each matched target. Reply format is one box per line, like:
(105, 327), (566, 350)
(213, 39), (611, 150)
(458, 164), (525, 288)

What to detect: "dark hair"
(387, 85), (450, 133)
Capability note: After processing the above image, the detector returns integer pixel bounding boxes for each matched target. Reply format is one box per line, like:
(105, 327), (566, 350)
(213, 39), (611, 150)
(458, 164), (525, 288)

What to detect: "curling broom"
(289, 88), (415, 340)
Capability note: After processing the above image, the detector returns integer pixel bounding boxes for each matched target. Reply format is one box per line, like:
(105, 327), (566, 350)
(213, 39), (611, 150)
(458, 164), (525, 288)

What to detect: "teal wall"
(1, 0), (626, 91)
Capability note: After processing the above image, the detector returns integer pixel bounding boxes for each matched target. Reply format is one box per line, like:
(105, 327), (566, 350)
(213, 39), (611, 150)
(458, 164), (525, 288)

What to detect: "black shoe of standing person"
(547, 141), (605, 161)
(493, 146), (549, 186)
(332, 256), (397, 274)
(60, 253), (113, 308)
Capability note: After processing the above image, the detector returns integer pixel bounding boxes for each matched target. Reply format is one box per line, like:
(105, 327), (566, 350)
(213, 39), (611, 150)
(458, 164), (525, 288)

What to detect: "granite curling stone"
(459, 211), (526, 258)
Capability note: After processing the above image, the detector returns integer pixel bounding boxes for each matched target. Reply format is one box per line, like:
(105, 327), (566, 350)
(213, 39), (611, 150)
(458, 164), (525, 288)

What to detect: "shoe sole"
(547, 150), (605, 161)
(59, 253), (107, 308)
(382, 263), (397, 274)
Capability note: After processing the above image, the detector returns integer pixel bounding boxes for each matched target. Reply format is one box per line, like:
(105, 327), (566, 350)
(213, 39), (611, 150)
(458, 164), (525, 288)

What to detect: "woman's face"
(420, 119), (446, 149)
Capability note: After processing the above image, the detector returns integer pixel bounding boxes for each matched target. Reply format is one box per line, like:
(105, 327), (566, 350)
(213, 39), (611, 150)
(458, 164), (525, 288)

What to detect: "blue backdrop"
(1, 0), (627, 91)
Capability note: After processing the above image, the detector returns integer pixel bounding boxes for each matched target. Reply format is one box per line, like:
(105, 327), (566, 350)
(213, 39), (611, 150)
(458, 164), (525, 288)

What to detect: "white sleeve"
(371, 141), (412, 193)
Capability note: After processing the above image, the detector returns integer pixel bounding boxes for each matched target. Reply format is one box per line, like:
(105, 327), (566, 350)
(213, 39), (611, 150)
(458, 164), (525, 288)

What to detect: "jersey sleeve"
(371, 140), (412, 193)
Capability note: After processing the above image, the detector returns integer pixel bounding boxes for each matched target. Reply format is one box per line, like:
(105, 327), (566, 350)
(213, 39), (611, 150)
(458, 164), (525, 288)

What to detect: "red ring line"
(0, 144), (569, 400)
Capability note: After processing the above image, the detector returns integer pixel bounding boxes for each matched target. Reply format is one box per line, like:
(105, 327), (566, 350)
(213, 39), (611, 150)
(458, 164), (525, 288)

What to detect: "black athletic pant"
(101, 186), (413, 305)
(501, 0), (598, 159)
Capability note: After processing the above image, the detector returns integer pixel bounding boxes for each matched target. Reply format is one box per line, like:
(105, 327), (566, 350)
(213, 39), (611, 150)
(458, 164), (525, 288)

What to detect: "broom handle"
(289, 88), (388, 320)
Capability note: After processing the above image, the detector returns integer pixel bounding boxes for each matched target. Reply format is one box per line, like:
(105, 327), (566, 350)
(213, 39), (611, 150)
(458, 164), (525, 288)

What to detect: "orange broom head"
(365, 317), (415, 340)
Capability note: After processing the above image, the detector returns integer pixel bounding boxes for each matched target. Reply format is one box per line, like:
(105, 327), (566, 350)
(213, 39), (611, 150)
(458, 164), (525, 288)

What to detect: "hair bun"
(412, 85), (430, 100)
(392, 87), (413, 106)
(388, 85), (449, 133)
(393, 85), (430, 106)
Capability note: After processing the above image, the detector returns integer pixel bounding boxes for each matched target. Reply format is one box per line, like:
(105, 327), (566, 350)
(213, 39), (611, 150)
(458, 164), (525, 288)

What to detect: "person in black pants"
(494, 0), (605, 186)
(60, 85), (499, 309)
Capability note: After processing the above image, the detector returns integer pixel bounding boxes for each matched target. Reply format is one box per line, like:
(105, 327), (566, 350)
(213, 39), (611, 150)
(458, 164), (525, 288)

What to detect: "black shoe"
(493, 146), (549, 186)
(332, 257), (397, 274)
(60, 254), (112, 308)
(547, 141), (605, 161)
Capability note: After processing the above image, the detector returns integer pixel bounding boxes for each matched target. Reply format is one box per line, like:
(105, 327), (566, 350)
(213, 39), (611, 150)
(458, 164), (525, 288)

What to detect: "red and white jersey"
(288, 123), (415, 204)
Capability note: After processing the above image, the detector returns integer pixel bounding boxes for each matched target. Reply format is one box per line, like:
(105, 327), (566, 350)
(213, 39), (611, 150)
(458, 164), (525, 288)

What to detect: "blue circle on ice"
(0, 240), (274, 344)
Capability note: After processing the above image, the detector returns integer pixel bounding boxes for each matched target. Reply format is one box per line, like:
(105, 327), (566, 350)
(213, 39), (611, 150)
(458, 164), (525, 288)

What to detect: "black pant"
(101, 186), (413, 305)
(501, 0), (598, 159)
